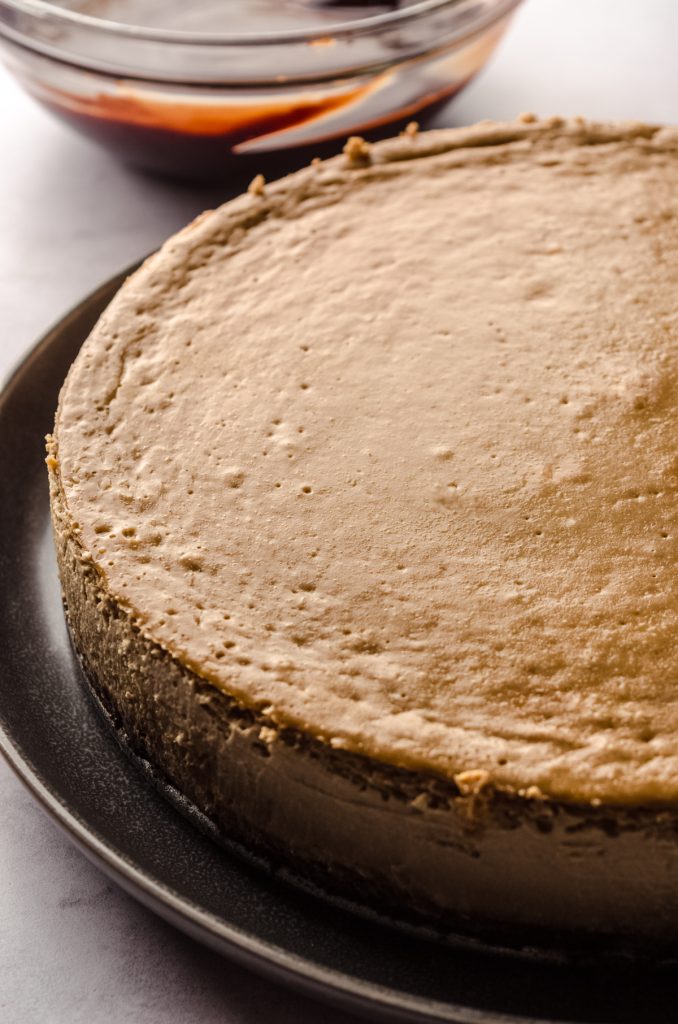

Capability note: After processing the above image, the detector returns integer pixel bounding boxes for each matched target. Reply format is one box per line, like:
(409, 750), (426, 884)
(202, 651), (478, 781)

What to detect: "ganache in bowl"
(0, 0), (523, 179)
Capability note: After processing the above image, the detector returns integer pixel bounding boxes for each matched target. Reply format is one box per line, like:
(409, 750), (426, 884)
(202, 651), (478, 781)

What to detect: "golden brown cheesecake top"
(52, 118), (678, 805)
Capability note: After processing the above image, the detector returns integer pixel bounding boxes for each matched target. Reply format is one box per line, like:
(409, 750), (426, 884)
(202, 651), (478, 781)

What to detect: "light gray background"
(1, 2), (677, 1021)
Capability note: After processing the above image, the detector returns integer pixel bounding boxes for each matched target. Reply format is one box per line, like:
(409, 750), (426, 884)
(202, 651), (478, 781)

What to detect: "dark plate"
(1, 271), (678, 1024)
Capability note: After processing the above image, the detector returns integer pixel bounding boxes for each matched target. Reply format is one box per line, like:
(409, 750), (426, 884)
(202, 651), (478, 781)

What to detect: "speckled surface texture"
(3, 1), (678, 1021)
(52, 119), (678, 804)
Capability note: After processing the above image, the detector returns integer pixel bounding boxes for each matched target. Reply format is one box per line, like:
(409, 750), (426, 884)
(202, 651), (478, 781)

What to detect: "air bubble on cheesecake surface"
(224, 467), (246, 488)
(180, 553), (204, 572)
(431, 445), (454, 461)
(434, 482), (462, 508)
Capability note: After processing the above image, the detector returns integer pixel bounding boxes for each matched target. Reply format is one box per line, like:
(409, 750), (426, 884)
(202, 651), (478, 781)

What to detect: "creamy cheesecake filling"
(53, 119), (678, 805)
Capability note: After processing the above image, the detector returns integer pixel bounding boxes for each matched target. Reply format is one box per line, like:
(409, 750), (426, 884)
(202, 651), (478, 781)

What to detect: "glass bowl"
(0, 0), (523, 180)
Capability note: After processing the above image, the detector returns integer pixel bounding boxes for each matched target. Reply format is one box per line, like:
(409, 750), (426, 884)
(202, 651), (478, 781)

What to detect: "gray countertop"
(1, 2), (676, 1020)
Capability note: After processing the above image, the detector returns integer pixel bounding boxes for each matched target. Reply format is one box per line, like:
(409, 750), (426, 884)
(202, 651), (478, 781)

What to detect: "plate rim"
(0, 267), (582, 1024)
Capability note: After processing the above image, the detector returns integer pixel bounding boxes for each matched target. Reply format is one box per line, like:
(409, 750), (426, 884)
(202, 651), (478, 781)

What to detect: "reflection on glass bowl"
(0, 0), (523, 179)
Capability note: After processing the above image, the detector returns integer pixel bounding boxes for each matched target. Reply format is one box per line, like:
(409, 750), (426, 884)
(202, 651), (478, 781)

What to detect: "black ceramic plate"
(1, 272), (678, 1024)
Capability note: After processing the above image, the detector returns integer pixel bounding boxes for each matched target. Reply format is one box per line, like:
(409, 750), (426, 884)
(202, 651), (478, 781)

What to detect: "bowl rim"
(0, 0), (520, 47)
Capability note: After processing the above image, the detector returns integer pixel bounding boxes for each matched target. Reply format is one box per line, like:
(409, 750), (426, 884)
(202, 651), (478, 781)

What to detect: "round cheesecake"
(48, 118), (678, 950)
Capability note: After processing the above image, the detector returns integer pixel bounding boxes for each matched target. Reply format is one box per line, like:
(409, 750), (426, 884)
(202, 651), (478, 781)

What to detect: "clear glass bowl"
(0, 0), (523, 180)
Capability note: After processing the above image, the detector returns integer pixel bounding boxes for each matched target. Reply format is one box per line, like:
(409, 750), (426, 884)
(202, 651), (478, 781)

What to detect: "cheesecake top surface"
(53, 118), (678, 805)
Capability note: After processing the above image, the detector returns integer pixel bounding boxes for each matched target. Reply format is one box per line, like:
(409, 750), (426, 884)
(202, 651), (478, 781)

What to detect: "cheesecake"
(47, 118), (678, 949)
